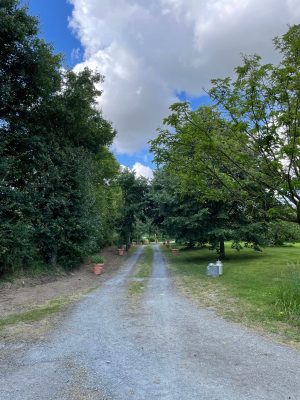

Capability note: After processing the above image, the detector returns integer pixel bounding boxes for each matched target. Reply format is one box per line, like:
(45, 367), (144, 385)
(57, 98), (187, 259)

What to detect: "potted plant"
(91, 255), (105, 275)
(117, 247), (125, 256)
(171, 246), (179, 255)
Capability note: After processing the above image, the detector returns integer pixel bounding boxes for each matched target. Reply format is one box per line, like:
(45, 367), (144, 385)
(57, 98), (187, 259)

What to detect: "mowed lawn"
(162, 243), (300, 344)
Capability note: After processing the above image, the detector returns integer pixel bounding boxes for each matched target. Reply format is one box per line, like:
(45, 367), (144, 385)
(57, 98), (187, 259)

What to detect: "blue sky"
(25, 0), (155, 171)
(24, 0), (297, 177)
(25, 0), (83, 68)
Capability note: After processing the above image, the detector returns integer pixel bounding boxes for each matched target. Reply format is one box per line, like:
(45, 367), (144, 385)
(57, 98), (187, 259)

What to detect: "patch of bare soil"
(0, 247), (135, 343)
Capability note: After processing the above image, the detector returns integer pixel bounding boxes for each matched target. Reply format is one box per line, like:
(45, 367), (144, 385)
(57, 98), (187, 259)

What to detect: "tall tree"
(151, 25), (300, 224)
(0, 0), (61, 122)
(209, 24), (300, 223)
(150, 168), (269, 258)
(0, 1), (118, 274)
(0, 0), (62, 273)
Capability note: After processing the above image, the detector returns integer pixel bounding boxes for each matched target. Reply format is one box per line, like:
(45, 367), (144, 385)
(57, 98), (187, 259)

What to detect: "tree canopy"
(151, 25), (300, 226)
(0, 1), (120, 274)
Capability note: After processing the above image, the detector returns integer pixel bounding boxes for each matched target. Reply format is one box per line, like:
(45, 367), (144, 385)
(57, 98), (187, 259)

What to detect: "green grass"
(163, 243), (300, 343)
(0, 299), (65, 331)
(127, 281), (146, 295)
(0, 287), (97, 332)
(134, 246), (153, 278)
(128, 245), (153, 295)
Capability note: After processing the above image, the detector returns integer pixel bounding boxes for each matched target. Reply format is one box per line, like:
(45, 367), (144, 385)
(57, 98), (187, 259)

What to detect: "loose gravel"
(1, 245), (300, 399)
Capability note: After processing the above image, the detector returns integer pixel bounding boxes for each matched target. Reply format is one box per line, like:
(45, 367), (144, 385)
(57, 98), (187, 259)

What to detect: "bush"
(91, 255), (105, 264)
(0, 220), (44, 276)
(268, 221), (300, 246)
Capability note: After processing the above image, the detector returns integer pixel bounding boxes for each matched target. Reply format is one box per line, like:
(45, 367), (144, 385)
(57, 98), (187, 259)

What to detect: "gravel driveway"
(1, 245), (300, 399)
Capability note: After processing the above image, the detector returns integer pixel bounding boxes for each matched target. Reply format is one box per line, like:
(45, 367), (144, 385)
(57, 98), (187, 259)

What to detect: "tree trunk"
(297, 204), (300, 224)
(219, 239), (225, 260)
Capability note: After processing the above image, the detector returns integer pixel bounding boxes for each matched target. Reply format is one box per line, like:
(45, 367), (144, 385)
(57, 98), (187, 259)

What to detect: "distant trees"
(150, 168), (272, 258)
(116, 169), (149, 248)
(0, 1), (120, 274)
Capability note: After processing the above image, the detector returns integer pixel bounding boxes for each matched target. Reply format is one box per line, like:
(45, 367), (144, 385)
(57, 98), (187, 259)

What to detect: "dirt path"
(0, 247), (128, 319)
(1, 245), (300, 399)
(0, 247), (136, 344)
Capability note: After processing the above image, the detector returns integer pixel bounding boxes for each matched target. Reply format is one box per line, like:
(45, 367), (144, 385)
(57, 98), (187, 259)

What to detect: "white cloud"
(69, 0), (300, 154)
(71, 47), (81, 63)
(132, 162), (153, 179)
(119, 162), (153, 179)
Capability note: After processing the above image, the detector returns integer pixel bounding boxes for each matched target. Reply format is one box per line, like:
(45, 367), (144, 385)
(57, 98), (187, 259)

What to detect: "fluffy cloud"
(69, 0), (300, 154)
(132, 162), (153, 179)
(119, 162), (153, 179)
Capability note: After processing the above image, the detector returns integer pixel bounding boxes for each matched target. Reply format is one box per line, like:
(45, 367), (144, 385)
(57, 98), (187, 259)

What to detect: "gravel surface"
(1, 245), (300, 399)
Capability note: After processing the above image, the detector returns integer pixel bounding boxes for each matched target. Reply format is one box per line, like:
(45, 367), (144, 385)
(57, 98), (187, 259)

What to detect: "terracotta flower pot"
(93, 263), (104, 275)
(171, 248), (179, 255)
(118, 248), (125, 256)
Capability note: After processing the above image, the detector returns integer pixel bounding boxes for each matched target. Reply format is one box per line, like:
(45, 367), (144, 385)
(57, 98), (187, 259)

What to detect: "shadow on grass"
(176, 248), (265, 265)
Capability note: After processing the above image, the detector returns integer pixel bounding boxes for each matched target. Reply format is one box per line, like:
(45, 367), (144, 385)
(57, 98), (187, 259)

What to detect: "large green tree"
(151, 25), (300, 224)
(150, 168), (270, 258)
(0, 1), (119, 274)
(209, 25), (300, 223)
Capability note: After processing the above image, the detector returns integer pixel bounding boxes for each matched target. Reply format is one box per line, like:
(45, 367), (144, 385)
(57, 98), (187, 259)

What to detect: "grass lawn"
(162, 243), (300, 345)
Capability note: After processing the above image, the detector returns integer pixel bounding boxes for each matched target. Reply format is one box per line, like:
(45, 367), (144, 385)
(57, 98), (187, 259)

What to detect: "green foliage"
(133, 218), (160, 243)
(127, 245), (153, 295)
(267, 221), (300, 246)
(209, 25), (300, 223)
(116, 169), (149, 246)
(0, 301), (64, 331)
(0, 1), (120, 276)
(0, 220), (43, 274)
(150, 168), (269, 258)
(276, 264), (300, 325)
(151, 25), (300, 225)
(0, 0), (62, 121)
(91, 255), (105, 264)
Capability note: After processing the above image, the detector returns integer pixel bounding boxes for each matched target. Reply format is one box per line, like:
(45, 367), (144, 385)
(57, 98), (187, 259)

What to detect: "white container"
(216, 260), (223, 275)
(207, 263), (219, 277)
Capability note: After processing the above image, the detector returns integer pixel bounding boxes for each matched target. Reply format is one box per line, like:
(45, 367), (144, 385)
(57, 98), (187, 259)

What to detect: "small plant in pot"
(117, 241), (126, 256)
(171, 245), (179, 255)
(117, 247), (125, 256)
(91, 255), (105, 275)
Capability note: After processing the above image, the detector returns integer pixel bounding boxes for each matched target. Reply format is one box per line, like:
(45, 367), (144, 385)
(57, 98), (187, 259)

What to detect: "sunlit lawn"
(163, 243), (300, 342)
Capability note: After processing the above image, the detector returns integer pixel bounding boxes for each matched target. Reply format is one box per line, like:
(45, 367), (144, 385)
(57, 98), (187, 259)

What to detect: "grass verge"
(162, 243), (300, 345)
(0, 287), (96, 340)
(0, 300), (65, 330)
(128, 245), (153, 296)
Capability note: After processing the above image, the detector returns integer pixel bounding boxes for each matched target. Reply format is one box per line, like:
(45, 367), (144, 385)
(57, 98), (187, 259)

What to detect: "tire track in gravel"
(1, 245), (300, 399)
